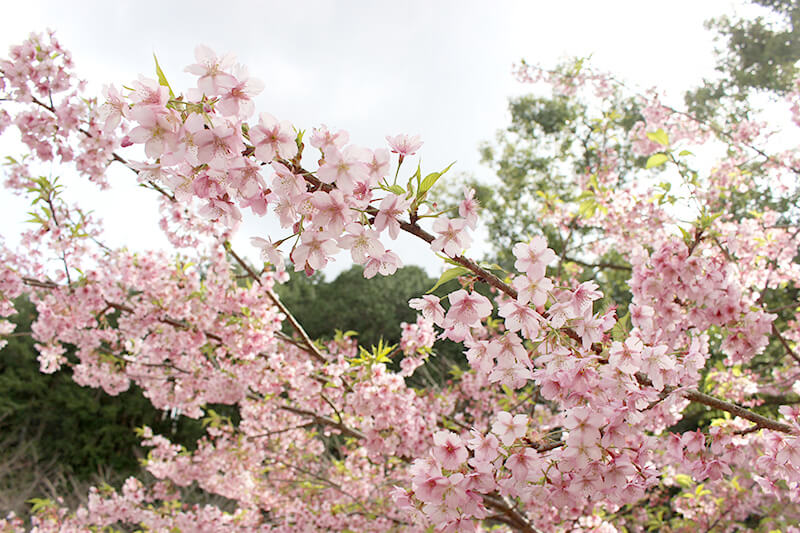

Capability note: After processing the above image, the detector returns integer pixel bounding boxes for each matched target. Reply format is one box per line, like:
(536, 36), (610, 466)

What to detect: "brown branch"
(531, 440), (564, 453)
(634, 372), (795, 434)
(562, 256), (632, 272)
(246, 422), (317, 439)
(482, 493), (540, 533)
(104, 301), (224, 344)
(279, 405), (365, 440)
(21, 277), (60, 289)
(682, 387), (794, 433)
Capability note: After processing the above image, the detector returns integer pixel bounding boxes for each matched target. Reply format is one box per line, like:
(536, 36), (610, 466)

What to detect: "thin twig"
(279, 405), (364, 440)
(226, 244), (327, 364)
(562, 256), (632, 272)
(772, 321), (800, 365)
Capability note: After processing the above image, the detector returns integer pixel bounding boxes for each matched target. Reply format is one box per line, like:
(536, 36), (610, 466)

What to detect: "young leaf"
(427, 266), (470, 293)
(610, 311), (631, 342)
(153, 53), (176, 99)
(418, 161), (455, 196)
(645, 153), (668, 169)
(646, 128), (670, 146)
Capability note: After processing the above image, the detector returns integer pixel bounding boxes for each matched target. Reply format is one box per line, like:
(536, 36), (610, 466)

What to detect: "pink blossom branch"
(574, 67), (800, 176)
(225, 243), (327, 364)
(27, 93), (176, 202)
(381, 222), (797, 435)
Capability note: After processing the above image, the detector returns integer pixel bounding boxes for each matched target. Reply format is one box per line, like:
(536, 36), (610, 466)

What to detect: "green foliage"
(350, 339), (397, 370)
(153, 53), (175, 99)
(645, 153), (669, 169)
(427, 266), (471, 294)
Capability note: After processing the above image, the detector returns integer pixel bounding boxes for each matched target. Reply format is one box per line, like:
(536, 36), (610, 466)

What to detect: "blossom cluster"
(1, 31), (800, 533)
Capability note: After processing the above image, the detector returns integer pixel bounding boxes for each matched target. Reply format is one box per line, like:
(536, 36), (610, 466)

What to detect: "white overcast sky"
(0, 0), (762, 278)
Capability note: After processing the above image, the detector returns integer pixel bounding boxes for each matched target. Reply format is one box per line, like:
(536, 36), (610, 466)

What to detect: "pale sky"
(0, 0), (760, 278)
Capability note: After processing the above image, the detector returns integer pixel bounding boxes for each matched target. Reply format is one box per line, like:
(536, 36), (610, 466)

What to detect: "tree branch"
(562, 256), (632, 272)
(772, 324), (800, 365)
(482, 493), (540, 533)
(225, 243), (327, 364)
(634, 372), (796, 434)
(279, 405), (365, 440)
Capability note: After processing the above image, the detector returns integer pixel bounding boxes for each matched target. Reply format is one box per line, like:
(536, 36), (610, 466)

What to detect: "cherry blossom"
(2, 32), (800, 533)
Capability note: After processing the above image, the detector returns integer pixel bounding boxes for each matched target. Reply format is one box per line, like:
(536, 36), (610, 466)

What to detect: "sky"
(0, 0), (762, 278)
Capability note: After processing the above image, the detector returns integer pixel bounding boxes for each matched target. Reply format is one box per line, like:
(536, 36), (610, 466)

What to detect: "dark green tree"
(276, 265), (435, 349)
(275, 265), (468, 385)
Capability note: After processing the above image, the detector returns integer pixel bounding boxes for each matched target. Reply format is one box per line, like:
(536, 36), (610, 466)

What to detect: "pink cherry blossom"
(491, 411), (528, 447)
(432, 431), (468, 470)
(458, 187), (479, 229)
(316, 145), (369, 193)
(363, 249), (401, 278)
(512, 236), (555, 279)
(337, 222), (383, 264)
(250, 112), (297, 163)
(292, 229), (338, 272)
(445, 290), (492, 327)
(216, 64), (264, 118)
(374, 193), (412, 240)
(409, 295), (446, 326)
(185, 44), (236, 95)
(431, 217), (470, 258)
(386, 133), (423, 156)
(498, 300), (541, 340)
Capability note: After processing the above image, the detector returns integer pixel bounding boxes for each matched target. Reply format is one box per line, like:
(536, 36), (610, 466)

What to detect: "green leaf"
(678, 149), (694, 157)
(678, 226), (692, 246)
(408, 162), (422, 195)
(406, 176), (415, 197)
(646, 128), (670, 146)
(645, 153), (668, 169)
(334, 329), (358, 342)
(578, 198), (598, 218)
(427, 266), (470, 293)
(28, 498), (55, 514)
(153, 53), (175, 99)
(418, 161), (455, 196)
(610, 311), (631, 341)
(674, 474), (693, 488)
(386, 184), (405, 195)
(480, 263), (507, 274)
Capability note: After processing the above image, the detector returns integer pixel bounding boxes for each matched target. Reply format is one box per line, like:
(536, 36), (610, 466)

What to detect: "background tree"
(277, 265), (433, 349)
(687, 0), (800, 120)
